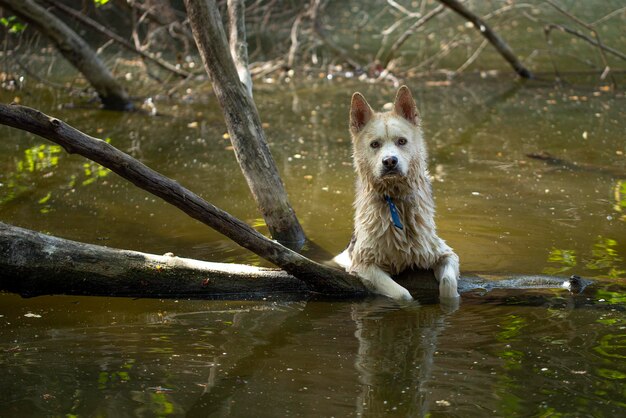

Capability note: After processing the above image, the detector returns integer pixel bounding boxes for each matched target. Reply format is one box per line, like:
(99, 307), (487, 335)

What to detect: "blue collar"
(384, 195), (404, 230)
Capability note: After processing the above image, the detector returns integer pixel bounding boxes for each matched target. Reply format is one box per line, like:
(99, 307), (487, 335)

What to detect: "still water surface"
(1, 75), (625, 416)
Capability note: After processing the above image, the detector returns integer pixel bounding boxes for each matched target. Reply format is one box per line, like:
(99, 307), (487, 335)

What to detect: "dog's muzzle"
(381, 156), (402, 177)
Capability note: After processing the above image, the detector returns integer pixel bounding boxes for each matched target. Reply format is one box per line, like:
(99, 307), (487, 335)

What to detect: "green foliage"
(94, 0), (110, 7)
(496, 315), (527, 342)
(151, 393), (175, 416)
(586, 237), (626, 279)
(593, 334), (626, 359)
(0, 142), (112, 213)
(543, 248), (577, 275)
(0, 16), (26, 34)
(543, 236), (625, 279)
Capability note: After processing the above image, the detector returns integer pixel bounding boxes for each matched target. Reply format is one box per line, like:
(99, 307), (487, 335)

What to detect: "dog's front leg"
(354, 264), (413, 301)
(434, 253), (460, 299)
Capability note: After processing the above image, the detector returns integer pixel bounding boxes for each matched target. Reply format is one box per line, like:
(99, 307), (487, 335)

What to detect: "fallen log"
(0, 222), (592, 300)
(0, 222), (305, 299)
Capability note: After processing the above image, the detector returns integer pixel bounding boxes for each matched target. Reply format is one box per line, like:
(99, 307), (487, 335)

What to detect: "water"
(1, 290), (625, 416)
(1, 72), (625, 416)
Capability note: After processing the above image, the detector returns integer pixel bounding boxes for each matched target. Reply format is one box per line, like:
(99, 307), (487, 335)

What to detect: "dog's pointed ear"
(350, 92), (373, 134)
(393, 85), (419, 125)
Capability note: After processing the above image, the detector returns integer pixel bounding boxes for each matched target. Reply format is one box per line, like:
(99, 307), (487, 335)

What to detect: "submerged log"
(527, 152), (626, 178)
(0, 223), (591, 300)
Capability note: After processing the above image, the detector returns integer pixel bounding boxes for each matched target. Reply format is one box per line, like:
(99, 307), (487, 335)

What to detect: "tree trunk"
(0, 103), (365, 296)
(437, 0), (533, 79)
(0, 222), (589, 299)
(184, 0), (306, 246)
(0, 0), (133, 110)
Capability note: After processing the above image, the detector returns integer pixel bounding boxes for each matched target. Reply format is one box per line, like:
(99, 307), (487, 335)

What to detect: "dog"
(333, 85), (459, 301)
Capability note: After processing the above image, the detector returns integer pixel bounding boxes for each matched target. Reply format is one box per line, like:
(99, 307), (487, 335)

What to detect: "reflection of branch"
(437, 0), (533, 78)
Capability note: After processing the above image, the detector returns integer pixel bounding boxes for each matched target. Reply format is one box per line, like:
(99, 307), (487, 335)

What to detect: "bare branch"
(455, 38), (488, 74)
(437, 0), (533, 79)
(309, 0), (361, 69)
(544, 23), (626, 62)
(44, 0), (191, 78)
(0, 0), (133, 110)
(546, 0), (618, 84)
(227, 0), (253, 97)
(379, 4), (446, 69)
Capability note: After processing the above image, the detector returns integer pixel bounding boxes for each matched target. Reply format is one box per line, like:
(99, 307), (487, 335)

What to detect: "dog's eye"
(370, 140), (381, 149)
(397, 137), (408, 146)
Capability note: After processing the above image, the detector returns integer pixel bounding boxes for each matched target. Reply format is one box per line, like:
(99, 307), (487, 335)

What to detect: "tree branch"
(227, 0), (253, 97)
(309, 0), (361, 70)
(378, 4), (446, 69)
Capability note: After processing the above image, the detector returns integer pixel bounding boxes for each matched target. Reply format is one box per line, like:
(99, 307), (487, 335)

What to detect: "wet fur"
(334, 86), (459, 300)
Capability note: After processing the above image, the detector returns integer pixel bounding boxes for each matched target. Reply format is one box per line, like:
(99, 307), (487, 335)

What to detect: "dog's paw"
(385, 285), (413, 301)
(438, 275), (459, 299)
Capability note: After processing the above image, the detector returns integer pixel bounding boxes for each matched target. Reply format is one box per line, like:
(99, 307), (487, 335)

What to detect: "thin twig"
(379, 4), (446, 69)
(455, 38), (488, 74)
(544, 23), (626, 62)
(591, 6), (626, 25)
(545, 0), (615, 85)
(287, 10), (305, 69)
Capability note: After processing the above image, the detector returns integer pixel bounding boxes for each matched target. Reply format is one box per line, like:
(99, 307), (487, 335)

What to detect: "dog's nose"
(383, 156), (398, 169)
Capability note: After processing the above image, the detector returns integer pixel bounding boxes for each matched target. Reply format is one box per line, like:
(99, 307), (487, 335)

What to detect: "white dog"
(334, 86), (459, 301)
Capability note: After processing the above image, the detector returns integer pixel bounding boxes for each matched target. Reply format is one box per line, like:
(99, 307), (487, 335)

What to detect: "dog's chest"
(351, 197), (439, 274)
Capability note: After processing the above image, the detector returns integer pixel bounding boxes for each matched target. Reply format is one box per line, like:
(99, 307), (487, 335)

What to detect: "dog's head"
(349, 86), (427, 190)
